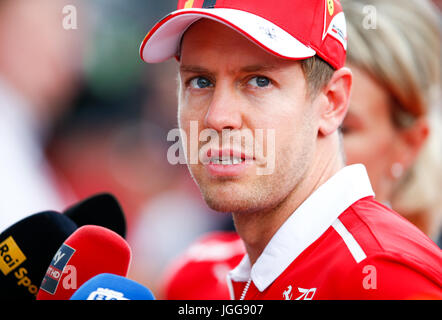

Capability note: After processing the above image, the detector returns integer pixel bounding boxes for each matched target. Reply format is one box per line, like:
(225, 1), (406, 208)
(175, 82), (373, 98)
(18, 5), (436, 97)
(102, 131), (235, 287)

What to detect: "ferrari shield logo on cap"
(327, 0), (334, 16)
(184, 0), (194, 8)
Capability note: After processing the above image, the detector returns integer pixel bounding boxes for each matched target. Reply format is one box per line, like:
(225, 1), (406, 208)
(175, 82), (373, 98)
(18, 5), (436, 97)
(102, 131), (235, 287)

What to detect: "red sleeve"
(159, 232), (245, 300)
(337, 254), (442, 300)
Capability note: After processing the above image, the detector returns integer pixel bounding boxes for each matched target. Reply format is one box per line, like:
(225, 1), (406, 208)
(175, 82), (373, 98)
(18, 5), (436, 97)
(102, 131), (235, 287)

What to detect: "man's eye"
(189, 77), (213, 89)
(247, 76), (271, 88)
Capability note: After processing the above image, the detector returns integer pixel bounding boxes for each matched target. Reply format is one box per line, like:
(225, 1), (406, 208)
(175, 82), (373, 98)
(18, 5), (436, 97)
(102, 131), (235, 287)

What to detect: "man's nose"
(204, 85), (243, 131)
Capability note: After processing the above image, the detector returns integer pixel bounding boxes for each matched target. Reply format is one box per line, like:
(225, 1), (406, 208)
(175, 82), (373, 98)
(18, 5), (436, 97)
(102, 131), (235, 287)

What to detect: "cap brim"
(140, 8), (316, 63)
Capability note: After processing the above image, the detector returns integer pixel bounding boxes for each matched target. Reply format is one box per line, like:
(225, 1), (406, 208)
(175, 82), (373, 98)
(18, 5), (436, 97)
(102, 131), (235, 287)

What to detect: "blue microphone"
(70, 273), (155, 300)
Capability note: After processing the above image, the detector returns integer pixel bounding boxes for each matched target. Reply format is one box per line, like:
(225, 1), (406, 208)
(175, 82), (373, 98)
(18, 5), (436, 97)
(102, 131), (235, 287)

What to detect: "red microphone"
(36, 225), (131, 300)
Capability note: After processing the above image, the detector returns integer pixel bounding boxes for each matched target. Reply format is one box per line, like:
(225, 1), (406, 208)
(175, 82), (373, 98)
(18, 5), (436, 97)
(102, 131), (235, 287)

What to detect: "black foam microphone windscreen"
(0, 211), (77, 300)
(63, 193), (126, 239)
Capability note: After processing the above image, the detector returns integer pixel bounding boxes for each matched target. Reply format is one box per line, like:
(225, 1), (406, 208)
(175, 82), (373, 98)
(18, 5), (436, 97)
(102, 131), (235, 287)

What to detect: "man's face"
(178, 19), (319, 214)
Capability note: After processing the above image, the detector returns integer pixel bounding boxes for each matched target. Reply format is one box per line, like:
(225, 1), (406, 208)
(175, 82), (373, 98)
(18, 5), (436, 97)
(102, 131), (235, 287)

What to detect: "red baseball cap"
(140, 0), (347, 70)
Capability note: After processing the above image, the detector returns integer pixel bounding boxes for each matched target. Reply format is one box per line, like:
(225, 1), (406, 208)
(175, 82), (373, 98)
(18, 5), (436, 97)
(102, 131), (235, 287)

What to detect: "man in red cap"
(140, 0), (441, 299)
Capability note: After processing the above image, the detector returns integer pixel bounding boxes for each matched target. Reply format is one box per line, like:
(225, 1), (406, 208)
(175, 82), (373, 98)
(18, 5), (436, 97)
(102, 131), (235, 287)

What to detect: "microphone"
(37, 225), (132, 300)
(63, 193), (127, 239)
(70, 273), (155, 300)
(0, 211), (77, 300)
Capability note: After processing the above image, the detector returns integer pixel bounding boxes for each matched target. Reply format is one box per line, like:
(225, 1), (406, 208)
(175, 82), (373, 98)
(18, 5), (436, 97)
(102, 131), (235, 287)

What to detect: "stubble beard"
(187, 143), (311, 216)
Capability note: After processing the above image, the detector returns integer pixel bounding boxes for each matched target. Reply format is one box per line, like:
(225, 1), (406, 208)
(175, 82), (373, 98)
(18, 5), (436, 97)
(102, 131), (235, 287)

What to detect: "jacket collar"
(228, 164), (374, 292)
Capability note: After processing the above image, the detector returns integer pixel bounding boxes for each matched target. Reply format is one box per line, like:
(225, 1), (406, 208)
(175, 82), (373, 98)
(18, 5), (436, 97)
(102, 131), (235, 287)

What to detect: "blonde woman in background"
(341, 0), (442, 243)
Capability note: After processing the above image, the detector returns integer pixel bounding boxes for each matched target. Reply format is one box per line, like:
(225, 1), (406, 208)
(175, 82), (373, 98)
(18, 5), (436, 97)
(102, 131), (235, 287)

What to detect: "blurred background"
(0, 0), (440, 299)
(0, 0), (232, 296)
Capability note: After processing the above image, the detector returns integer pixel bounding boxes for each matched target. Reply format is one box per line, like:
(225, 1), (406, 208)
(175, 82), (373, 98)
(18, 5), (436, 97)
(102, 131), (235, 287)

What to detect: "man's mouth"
(209, 156), (245, 165)
(202, 148), (254, 177)
(206, 149), (251, 165)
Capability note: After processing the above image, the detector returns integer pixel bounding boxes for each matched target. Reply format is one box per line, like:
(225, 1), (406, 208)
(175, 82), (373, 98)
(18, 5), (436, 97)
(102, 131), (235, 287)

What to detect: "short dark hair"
(301, 55), (335, 99)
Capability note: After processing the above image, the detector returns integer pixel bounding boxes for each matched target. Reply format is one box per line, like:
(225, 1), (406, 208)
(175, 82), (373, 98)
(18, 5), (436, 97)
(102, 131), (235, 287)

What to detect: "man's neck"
(232, 146), (344, 265)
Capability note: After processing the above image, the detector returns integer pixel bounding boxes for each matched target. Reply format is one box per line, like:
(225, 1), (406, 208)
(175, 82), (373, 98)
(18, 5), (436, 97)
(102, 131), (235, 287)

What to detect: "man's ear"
(318, 67), (353, 136)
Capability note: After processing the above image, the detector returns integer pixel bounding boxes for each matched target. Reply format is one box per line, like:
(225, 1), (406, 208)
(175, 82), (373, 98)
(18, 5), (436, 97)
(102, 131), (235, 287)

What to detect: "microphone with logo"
(70, 273), (155, 300)
(36, 225), (131, 300)
(63, 193), (127, 239)
(0, 211), (78, 300)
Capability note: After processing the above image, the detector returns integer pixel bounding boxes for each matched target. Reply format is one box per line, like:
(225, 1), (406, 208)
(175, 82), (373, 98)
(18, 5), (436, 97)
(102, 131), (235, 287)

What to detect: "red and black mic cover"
(37, 225), (131, 300)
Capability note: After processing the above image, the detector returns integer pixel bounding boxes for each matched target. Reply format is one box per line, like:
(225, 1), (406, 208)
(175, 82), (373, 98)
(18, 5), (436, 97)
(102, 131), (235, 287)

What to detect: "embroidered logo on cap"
(202, 0), (217, 8)
(327, 0), (334, 16)
(322, 0), (347, 50)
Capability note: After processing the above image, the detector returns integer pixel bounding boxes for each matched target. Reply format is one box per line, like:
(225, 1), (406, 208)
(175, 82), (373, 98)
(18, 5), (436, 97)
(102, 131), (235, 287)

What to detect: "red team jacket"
(162, 165), (442, 300)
